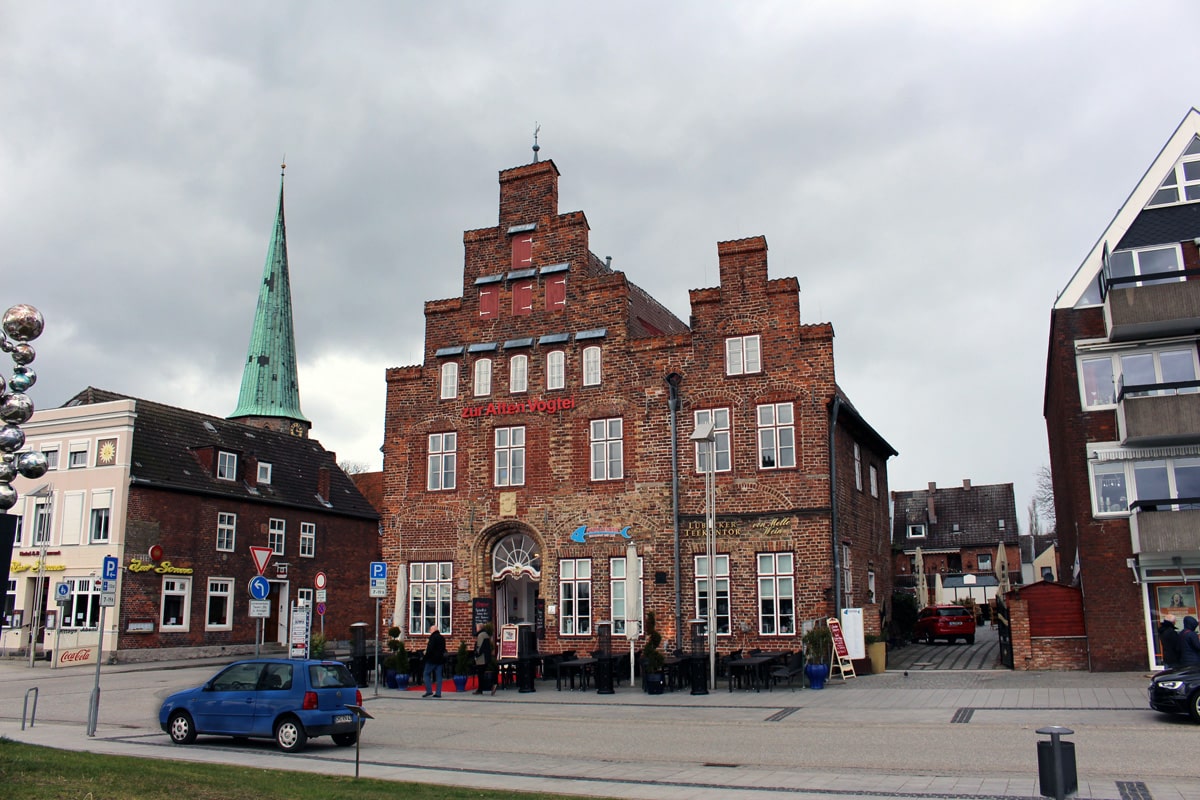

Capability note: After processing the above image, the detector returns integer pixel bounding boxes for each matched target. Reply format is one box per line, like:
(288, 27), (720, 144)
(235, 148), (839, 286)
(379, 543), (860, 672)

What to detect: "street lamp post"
(27, 483), (52, 669)
(690, 422), (717, 689)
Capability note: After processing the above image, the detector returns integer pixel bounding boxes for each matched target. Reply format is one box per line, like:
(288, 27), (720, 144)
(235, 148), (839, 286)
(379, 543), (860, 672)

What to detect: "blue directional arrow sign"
(370, 561), (387, 580)
(249, 575), (270, 601)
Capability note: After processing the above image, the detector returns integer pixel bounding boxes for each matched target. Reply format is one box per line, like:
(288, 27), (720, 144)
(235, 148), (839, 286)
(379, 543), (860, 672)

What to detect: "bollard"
(1036, 726), (1077, 800)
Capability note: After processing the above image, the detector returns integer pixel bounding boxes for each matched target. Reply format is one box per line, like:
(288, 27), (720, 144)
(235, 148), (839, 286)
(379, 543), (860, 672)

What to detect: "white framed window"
(216, 512), (236, 552)
(725, 335), (761, 375)
(1108, 245), (1183, 287)
(610, 555), (643, 636)
(1079, 355), (1116, 408)
(427, 432), (457, 491)
(757, 552), (795, 635)
(867, 570), (876, 604)
(1090, 451), (1200, 516)
(757, 403), (795, 469)
(89, 507), (110, 544)
(474, 358), (493, 397)
(547, 351), (565, 391)
(217, 451), (237, 481)
(559, 558), (592, 635)
(1093, 461), (1129, 514)
(32, 497), (52, 545)
(64, 577), (100, 629)
(268, 518), (285, 554)
(841, 545), (852, 610)
(582, 346), (601, 387)
(297, 588), (314, 607)
(494, 426), (526, 487)
(206, 578), (233, 630)
(869, 465), (879, 498)
(1080, 346), (1200, 409)
(907, 524), (926, 538)
(68, 443), (88, 469)
(510, 354), (528, 394)
(693, 408), (731, 473)
(590, 418), (624, 481)
(1148, 138), (1200, 207)
(257, 462), (272, 484)
(440, 361), (459, 400)
(41, 446), (59, 471)
(300, 522), (315, 557)
(160, 577), (191, 631)
(408, 561), (453, 635)
(3, 579), (15, 629)
(695, 554), (730, 635)
(978, 553), (993, 572)
(854, 443), (862, 490)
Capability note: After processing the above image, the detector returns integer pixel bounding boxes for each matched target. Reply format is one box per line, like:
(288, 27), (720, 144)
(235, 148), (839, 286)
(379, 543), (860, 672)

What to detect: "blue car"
(159, 658), (364, 752)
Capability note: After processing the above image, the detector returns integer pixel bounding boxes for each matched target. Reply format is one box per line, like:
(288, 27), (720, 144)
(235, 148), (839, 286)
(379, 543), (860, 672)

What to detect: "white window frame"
(559, 558), (592, 636)
(725, 335), (761, 376)
(297, 588), (314, 608)
(757, 552), (795, 636)
(63, 577), (101, 629)
(41, 446), (59, 471)
(4, 579), (16, 629)
(89, 507), (110, 544)
(854, 443), (862, 490)
(590, 417), (624, 481)
(695, 554), (730, 635)
(907, 524), (926, 538)
(257, 462), (272, 484)
(300, 522), (315, 558)
(474, 358), (493, 397)
(427, 432), (457, 491)
(494, 426), (526, 487)
(160, 577), (191, 631)
(216, 512), (236, 552)
(1089, 451), (1200, 516)
(68, 443), (88, 469)
(205, 578), (233, 630)
(546, 350), (565, 391)
(869, 464), (879, 498)
(268, 518), (285, 555)
(31, 497), (52, 546)
(408, 561), (453, 635)
(1107, 244), (1183, 287)
(440, 361), (459, 400)
(582, 346), (601, 387)
(510, 354), (528, 394)
(841, 544), (853, 610)
(693, 408), (731, 473)
(977, 553), (993, 572)
(610, 556), (644, 636)
(756, 403), (795, 470)
(217, 451), (237, 481)
(1148, 139), (1200, 207)
(1079, 345), (1200, 410)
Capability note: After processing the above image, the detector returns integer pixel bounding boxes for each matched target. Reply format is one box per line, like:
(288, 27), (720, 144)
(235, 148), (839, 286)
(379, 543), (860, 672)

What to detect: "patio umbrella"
(994, 543), (1011, 596)
(393, 572), (407, 639)
(914, 546), (928, 609)
(934, 571), (944, 605)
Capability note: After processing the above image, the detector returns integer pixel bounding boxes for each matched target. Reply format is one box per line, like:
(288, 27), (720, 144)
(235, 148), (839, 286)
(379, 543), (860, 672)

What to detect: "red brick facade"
(382, 159), (895, 658)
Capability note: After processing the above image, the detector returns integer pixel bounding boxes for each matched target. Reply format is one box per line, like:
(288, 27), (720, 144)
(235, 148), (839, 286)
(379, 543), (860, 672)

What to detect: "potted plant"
(309, 631), (327, 660)
(452, 641), (472, 692)
(642, 611), (666, 694)
(385, 627), (409, 689)
(802, 623), (832, 690)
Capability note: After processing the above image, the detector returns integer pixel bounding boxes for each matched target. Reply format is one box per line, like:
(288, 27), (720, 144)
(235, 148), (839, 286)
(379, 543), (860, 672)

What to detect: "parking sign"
(102, 555), (119, 582)
(370, 561), (387, 580)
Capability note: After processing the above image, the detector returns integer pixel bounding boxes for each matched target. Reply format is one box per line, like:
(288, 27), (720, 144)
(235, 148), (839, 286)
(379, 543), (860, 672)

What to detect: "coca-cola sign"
(56, 647), (97, 666)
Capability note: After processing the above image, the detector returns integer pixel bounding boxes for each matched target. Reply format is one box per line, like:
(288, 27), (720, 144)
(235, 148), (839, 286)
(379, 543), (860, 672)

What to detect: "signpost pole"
(87, 602), (105, 736)
(373, 598), (380, 696)
(256, 618), (261, 659)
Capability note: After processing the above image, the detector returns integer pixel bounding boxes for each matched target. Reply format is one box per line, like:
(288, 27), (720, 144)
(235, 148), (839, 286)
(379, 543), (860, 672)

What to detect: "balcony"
(1116, 379), (1200, 446)
(1130, 501), (1200, 554)
(1103, 272), (1200, 342)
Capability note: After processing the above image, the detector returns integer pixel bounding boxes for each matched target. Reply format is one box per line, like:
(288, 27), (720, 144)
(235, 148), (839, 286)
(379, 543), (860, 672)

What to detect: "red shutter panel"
(546, 275), (566, 310)
(511, 234), (533, 270)
(479, 287), (498, 318)
(512, 280), (534, 315)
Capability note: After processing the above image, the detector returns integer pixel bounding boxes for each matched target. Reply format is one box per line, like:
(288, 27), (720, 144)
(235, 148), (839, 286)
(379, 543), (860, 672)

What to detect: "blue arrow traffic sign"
(249, 575), (270, 601)
(370, 561), (387, 580)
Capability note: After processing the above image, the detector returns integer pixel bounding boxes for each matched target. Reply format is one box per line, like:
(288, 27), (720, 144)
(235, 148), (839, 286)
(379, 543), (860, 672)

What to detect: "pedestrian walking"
(422, 624), (447, 697)
(473, 623), (496, 695)
(1158, 613), (1182, 669)
(1179, 615), (1200, 666)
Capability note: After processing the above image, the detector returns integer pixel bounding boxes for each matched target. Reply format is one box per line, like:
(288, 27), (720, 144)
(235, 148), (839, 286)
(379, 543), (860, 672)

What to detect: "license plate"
(948, 621), (962, 626)
(334, 714), (352, 724)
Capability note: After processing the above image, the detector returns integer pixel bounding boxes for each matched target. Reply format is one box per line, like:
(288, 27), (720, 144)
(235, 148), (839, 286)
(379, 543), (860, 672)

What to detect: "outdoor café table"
(726, 653), (782, 692)
(661, 655), (686, 691)
(555, 657), (598, 690)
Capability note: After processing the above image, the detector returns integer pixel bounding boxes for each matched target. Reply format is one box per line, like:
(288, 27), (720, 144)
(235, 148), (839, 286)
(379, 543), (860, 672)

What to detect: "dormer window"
(217, 451), (237, 481)
(258, 462), (272, 484)
(907, 524), (926, 538)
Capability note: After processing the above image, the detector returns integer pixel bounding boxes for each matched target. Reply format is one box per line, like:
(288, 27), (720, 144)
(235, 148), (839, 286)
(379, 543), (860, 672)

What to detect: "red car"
(913, 604), (976, 645)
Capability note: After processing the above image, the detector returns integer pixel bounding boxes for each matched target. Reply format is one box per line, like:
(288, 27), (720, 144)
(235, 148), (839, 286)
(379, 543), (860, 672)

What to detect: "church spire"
(229, 163), (310, 436)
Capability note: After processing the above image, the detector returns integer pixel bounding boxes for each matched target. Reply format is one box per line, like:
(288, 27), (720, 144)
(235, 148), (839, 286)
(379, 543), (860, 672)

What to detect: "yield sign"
(249, 546), (273, 576)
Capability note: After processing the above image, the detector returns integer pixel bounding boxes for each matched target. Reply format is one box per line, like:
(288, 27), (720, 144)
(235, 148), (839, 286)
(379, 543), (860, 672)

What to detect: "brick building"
(381, 156), (896, 662)
(1045, 107), (1200, 671)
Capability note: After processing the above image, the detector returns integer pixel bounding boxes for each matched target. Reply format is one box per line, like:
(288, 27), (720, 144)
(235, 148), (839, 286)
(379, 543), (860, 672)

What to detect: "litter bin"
(516, 657), (537, 693)
(689, 619), (708, 695)
(349, 622), (369, 688)
(1036, 726), (1077, 800)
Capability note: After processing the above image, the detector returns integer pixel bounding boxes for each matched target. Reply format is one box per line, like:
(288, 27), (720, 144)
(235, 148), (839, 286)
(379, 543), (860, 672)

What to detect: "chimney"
(926, 482), (937, 524)
(317, 465), (331, 501)
(963, 478), (972, 490)
(245, 455), (258, 489)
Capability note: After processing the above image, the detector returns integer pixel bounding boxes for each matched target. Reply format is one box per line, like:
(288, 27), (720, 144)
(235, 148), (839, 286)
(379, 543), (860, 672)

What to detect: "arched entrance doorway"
(491, 532), (541, 627)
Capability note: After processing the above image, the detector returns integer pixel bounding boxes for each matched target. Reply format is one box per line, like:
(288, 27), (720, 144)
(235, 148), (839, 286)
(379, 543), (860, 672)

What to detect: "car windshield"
(309, 663), (356, 689)
(938, 608), (968, 617)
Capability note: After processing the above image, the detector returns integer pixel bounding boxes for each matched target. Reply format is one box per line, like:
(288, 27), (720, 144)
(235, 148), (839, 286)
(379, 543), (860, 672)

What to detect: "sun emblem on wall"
(96, 438), (117, 466)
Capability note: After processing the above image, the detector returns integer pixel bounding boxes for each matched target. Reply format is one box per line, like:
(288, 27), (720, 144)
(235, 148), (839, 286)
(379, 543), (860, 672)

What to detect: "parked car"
(159, 658), (363, 752)
(1148, 665), (1200, 723)
(913, 604), (976, 645)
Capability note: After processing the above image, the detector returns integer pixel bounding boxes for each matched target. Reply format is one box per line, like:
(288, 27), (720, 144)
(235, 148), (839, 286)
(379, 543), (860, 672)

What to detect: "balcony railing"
(1116, 377), (1200, 445)
(1130, 499), (1200, 554)
(1102, 266), (1200, 342)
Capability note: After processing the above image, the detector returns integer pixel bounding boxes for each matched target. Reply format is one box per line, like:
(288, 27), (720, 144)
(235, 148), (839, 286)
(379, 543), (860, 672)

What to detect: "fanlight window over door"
(492, 533), (541, 580)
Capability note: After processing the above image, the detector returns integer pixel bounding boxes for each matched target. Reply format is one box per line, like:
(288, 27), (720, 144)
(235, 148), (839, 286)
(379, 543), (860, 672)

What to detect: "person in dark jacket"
(1159, 613), (1182, 669)
(1180, 615), (1200, 666)
(473, 623), (496, 695)
(422, 625), (447, 697)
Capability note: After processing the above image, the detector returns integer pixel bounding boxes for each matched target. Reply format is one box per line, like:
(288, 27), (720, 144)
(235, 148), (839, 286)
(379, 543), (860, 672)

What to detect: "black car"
(1148, 665), (1200, 722)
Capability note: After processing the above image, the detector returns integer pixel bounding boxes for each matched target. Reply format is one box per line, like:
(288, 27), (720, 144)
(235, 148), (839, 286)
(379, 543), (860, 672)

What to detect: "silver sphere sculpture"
(0, 304), (45, 510)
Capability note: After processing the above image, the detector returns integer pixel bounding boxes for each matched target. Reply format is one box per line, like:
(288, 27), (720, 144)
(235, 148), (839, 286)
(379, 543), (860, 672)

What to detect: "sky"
(2, 1), (1198, 532)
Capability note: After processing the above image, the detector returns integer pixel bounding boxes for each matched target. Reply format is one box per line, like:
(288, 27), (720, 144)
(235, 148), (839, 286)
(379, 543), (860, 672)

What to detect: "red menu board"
(827, 617), (849, 659)
(498, 624), (519, 660)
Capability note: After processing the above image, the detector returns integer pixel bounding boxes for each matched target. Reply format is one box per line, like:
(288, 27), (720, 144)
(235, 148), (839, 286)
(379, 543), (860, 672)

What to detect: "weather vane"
(0, 304), (48, 510)
(532, 123), (540, 162)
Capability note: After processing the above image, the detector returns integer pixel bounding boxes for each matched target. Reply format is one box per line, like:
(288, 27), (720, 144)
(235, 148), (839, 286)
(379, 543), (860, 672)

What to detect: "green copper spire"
(229, 166), (309, 433)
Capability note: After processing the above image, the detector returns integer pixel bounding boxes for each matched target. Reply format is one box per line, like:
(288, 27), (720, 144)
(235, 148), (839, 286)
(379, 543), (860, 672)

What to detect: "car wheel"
(965, 635), (975, 645)
(1188, 690), (1200, 724)
(332, 732), (357, 747)
(274, 716), (308, 752)
(167, 711), (196, 745)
